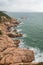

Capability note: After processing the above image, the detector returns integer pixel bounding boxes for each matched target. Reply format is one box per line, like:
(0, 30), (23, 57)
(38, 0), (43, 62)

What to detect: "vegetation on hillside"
(0, 11), (11, 19)
(0, 30), (3, 35)
(0, 11), (11, 23)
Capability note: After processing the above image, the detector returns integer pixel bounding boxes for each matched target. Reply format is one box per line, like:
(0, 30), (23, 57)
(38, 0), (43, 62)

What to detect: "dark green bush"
(0, 30), (3, 35)
(0, 11), (11, 19)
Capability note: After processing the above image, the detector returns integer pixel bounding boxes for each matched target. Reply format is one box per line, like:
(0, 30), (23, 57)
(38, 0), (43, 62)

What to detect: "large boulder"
(0, 48), (34, 64)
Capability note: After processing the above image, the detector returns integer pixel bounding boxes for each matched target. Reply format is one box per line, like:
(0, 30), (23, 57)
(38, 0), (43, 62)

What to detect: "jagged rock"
(0, 16), (8, 22)
(0, 35), (16, 52)
(0, 23), (8, 34)
(7, 32), (23, 38)
(13, 29), (17, 33)
(0, 48), (34, 64)
(0, 15), (35, 65)
(10, 18), (20, 25)
(13, 39), (20, 47)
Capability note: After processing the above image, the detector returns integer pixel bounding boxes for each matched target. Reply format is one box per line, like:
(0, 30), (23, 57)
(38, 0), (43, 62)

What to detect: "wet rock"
(7, 32), (23, 38)
(13, 39), (20, 47)
(13, 29), (17, 33)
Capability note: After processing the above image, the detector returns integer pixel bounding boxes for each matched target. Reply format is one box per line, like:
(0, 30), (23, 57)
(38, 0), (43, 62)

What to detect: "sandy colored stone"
(0, 47), (34, 64)
(0, 35), (16, 52)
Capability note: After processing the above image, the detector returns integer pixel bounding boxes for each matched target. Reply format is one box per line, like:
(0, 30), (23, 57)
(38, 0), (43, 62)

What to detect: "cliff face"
(0, 12), (42, 65)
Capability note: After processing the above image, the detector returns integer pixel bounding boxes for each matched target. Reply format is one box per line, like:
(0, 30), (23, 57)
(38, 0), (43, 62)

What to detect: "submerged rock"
(21, 16), (27, 19)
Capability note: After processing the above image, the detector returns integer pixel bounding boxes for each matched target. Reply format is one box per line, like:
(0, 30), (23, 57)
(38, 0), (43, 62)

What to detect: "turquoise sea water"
(7, 12), (43, 62)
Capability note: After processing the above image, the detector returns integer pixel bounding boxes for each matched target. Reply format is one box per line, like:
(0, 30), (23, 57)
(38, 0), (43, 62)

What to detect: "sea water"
(6, 12), (43, 62)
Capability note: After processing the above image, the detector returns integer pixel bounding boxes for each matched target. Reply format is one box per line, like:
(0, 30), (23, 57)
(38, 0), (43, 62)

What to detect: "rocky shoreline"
(0, 12), (43, 65)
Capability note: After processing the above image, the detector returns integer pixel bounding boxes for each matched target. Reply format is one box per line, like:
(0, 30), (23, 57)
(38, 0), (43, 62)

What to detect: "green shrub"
(0, 11), (11, 19)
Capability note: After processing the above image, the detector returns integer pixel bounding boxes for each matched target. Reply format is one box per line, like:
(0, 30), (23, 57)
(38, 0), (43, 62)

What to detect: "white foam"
(9, 27), (14, 32)
(17, 29), (22, 32)
(19, 39), (25, 48)
(23, 34), (27, 37)
(20, 22), (24, 25)
(28, 46), (43, 62)
(34, 53), (43, 62)
(19, 43), (43, 62)
(17, 25), (23, 27)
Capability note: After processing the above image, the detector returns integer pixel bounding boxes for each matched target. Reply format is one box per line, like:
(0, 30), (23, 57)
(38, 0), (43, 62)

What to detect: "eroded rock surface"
(7, 32), (23, 38)
(0, 47), (34, 64)
(0, 16), (35, 65)
(0, 35), (16, 52)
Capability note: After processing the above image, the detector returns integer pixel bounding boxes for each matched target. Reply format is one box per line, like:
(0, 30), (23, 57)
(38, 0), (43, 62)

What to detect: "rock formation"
(0, 12), (42, 65)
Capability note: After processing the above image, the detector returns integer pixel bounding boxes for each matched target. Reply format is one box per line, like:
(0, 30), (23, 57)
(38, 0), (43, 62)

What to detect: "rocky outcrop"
(0, 47), (34, 64)
(0, 23), (8, 34)
(7, 32), (23, 38)
(4, 22), (17, 28)
(0, 33), (34, 65)
(13, 39), (20, 47)
(0, 14), (35, 65)
(4, 18), (20, 28)
(0, 35), (16, 52)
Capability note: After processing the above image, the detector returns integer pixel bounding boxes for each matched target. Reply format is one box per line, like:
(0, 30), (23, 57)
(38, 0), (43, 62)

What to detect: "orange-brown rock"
(0, 35), (16, 52)
(0, 23), (8, 34)
(0, 47), (34, 64)
(4, 18), (20, 27)
(4, 22), (17, 28)
(13, 39), (20, 47)
(0, 15), (35, 65)
(7, 32), (23, 38)
(0, 16), (9, 22)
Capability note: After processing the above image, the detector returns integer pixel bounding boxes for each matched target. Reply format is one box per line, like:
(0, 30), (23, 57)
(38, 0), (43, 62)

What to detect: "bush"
(0, 11), (11, 19)
(0, 30), (3, 35)
(0, 17), (2, 23)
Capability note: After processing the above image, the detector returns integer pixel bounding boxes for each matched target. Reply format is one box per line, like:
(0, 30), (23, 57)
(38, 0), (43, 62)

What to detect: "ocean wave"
(17, 29), (22, 32)
(17, 24), (23, 27)
(19, 42), (43, 62)
(23, 34), (27, 37)
(26, 46), (43, 62)
(20, 22), (24, 25)
(19, 39), (25, 48)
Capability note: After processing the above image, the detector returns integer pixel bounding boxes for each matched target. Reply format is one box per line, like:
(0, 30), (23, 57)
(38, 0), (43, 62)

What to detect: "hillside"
(0, 11), (11, 19)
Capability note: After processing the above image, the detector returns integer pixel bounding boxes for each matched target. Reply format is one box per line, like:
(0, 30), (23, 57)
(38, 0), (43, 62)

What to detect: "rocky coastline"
(0, 12), (43, 65)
